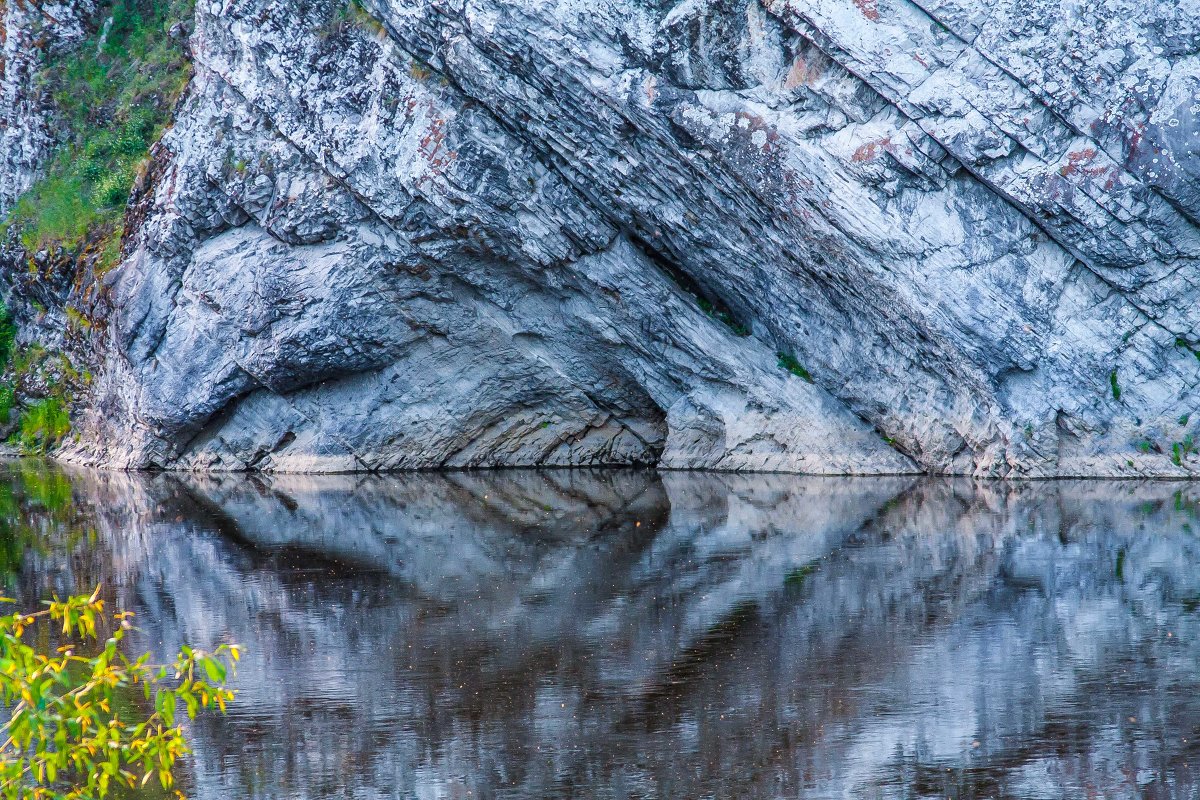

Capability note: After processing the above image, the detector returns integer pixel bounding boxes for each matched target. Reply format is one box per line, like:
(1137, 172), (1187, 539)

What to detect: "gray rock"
(6, 0), (1197, 476)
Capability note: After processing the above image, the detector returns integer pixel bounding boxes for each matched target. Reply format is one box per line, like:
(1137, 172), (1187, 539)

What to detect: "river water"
(3, 460), (1200, 799)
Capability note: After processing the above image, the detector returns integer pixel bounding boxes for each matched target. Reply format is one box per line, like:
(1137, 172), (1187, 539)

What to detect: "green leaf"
(200, 655), (226, 684)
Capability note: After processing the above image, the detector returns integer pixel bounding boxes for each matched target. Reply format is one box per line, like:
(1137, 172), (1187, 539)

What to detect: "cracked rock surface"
(27, 0), (1200, 475)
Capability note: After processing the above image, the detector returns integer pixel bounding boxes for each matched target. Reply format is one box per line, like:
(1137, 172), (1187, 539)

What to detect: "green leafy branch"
(0, 588), (239, 800)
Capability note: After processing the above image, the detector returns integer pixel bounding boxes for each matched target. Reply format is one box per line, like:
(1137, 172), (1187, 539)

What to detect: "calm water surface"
(4, 461), (1200, 799)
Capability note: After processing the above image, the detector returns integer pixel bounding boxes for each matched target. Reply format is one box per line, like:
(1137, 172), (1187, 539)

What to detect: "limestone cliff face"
(10, 0), (1200, 475)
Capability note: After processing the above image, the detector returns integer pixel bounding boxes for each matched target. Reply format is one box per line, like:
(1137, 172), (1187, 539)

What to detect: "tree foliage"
(0, 588), (238, 799)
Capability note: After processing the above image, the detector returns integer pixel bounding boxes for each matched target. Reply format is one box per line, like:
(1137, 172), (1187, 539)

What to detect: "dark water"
(4, 461), (1200, 799)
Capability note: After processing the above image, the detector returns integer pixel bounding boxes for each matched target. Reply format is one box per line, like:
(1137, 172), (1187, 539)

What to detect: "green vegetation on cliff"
(330, 0), (386, 36)
(0, 303), (93, 453)
(0, 0), (193, 453)
(0, 307), (14, 427)
(1, 0), (194, 272)
(15, 399), (70, 453)
(777, 351), (813, 382)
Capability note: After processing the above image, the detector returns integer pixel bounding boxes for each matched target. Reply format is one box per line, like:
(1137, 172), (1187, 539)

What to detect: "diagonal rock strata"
(2, 0), (1196, 476)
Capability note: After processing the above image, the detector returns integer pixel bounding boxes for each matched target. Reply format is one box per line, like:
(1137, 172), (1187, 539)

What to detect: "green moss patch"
(777, 351), (813, 382)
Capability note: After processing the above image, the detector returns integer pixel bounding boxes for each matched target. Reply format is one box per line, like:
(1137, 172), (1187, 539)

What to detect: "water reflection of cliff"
(8, 462), (1200, 799)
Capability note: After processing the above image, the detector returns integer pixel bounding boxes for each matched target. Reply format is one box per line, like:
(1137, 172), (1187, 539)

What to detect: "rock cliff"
(3, 0), (1200, 475)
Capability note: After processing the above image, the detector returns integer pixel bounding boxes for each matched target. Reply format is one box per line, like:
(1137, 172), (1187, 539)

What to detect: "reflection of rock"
(174, 469), (669, 590)
(9, 464), (1200, 798)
